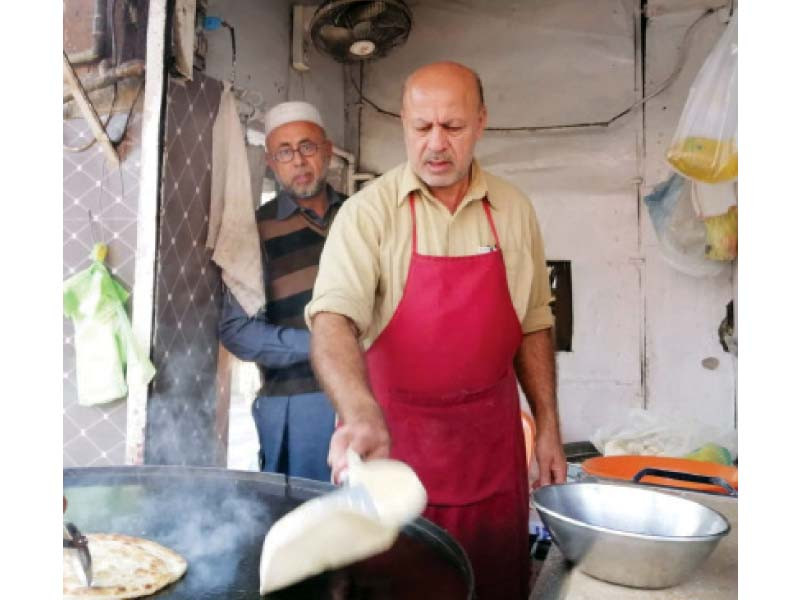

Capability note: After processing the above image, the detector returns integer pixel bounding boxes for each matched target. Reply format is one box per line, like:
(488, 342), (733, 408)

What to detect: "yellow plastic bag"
(667, 12), (737, 183)
(704, 205), (737, 261)
(668, 137), (737, 183)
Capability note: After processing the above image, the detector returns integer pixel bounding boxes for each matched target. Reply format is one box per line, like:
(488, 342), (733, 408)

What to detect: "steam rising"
(146, 340), (223, 466)
(158, 492), (274, 591)
(67, 475), (282, 596)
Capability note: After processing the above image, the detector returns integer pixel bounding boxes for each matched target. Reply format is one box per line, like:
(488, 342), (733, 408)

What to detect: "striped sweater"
(256, 186), (346, 396)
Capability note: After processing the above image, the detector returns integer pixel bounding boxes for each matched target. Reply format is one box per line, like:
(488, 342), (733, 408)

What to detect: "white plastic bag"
(644, 174), (726, 277)
(667, 12), (737, 183)
(590, 408), (737, 460)
(692, 180), (737, 218)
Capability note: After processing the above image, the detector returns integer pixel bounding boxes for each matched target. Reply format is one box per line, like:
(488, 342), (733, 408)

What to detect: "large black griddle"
(64, 466), (474, 599)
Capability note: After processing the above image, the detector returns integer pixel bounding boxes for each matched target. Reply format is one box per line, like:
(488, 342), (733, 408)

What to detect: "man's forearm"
(514, 328), (560, 435)
(309, 312), (382, 423)
(310, 311), (390, 479)
(218, 289), (309, 367)
(514, 327), (566, 485)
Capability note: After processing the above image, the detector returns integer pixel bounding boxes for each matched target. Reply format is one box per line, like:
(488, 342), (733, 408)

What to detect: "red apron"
(366, 193), (530, 599)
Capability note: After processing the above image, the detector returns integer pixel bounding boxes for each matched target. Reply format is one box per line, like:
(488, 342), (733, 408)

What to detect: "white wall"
(357, 0), (736, 441)
(642, 8), (735, 429)
(206, 0), (291, 114)
(201, 0), (736, 443)
(205, 0), (347, 148)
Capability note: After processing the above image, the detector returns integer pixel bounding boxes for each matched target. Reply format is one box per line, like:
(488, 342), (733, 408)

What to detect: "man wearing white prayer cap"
(219, 100), (347, 480)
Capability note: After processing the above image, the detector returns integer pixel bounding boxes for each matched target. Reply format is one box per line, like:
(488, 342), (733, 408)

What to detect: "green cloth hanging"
(64, 243), (156, 406)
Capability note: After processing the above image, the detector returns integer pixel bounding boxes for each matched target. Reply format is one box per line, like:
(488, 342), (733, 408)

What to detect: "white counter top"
(530, 488), (737, 600)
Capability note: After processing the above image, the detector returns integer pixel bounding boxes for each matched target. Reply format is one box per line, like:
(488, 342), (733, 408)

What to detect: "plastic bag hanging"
(691, 181), (738, 261)
(703, 205), (737, 261)
(644, 174), (726, 277)
(667, 12), (737, 183)
(64, 243), (156, 405)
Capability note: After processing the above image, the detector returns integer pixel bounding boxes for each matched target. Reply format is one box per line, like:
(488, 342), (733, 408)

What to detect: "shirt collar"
(275, 184), (344, 222)
(397, 159), (492, 208)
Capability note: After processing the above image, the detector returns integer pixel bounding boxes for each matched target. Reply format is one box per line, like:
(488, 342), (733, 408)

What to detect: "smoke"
(145, 317), (225, 467)
(72, 474), (279, 594)
(157, 491), (273, 592)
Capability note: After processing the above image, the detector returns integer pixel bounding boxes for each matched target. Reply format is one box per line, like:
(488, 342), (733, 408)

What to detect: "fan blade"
(371, 24), (408, 45)
(347, 1), (387, 23)
(375, 11), (411, 29)
(311, 0), (411, 62)
(351, 21), (372, 40)
(319, 24), (354, 45)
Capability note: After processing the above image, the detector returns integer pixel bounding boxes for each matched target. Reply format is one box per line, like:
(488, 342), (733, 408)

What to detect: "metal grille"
(63, 112), (143, 467)
(145, 74), (224, 466)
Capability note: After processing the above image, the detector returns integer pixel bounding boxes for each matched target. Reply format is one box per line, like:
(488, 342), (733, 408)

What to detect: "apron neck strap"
(409, 192), (419, 253)
(482, 198), (500, 248)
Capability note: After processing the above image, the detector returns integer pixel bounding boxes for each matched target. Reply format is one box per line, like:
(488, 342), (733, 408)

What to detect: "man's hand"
(532, 425), (567, 488)
(514, 328), (567, 488)
(328, 412), (391, 484)
(310, 311), (391, 483)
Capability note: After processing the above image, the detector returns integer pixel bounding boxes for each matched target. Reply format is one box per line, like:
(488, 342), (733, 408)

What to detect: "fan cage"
(309, 0), (413, 62)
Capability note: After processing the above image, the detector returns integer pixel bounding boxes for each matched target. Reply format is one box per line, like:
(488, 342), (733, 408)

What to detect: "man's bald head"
(400, 61), (488, 197)
(402, 61), (485, 113)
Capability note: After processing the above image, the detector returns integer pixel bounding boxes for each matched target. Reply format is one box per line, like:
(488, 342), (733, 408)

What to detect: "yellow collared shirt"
(305, 160), (554, 349)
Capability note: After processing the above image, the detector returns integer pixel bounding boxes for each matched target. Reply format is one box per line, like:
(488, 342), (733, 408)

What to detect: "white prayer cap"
(264, 101), (325, 138)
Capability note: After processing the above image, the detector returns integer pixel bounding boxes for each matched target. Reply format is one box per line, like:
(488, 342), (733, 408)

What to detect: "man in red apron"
(307, 62), (567, 599)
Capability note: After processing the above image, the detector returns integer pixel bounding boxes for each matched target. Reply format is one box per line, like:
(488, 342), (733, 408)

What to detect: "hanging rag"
(206, 81), (265, 317)
(63, 243), (156, 406)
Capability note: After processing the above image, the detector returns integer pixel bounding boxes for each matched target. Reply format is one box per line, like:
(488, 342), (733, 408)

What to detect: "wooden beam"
(127, 0), (168, 465)
(62, 51), (120, 166)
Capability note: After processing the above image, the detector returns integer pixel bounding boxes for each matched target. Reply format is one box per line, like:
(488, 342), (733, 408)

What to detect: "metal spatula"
(63, 522), (93, 587)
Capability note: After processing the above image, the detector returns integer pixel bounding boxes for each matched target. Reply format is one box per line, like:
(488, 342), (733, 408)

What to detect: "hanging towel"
(63, 243), (157, 406)
(207, 81), (266, 317)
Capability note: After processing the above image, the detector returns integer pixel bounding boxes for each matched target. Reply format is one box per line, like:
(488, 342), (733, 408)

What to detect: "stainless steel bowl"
(532, 482), (730, 589)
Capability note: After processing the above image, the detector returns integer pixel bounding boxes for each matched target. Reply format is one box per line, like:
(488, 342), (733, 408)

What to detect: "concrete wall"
(642, 8), (735, 428)
(357, 0), (735, 441)
(202, 1), (350, 466)
(205, 0), (346, 148)
(200, 0), (735, 443)
(205, 0), (291, 117)
(63, 0), (149, 466)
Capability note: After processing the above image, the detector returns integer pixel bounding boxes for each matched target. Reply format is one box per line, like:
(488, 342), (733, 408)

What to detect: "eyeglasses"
(270, 140), (322, 163)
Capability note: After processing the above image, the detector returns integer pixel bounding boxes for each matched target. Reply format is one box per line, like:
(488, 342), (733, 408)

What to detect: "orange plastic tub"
(582, 455), (738, 496)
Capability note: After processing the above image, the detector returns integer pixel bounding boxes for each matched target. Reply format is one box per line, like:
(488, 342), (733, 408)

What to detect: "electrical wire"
(95, 158), (108, 245)
(110, 0), (119, 68)
(350, 8), (718, 133)
(63, 80), (119, 152)
(112, 77), (145, 148)
(63, 77), (143, 153)
(64, 0), (120, 153)
(64, 0), (143, 153)
(223, 20), (237, 83)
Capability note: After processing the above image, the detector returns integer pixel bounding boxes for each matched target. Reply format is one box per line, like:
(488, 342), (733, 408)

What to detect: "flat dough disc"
(63, 533), (187, 599)
(260, 455), (428, 594)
